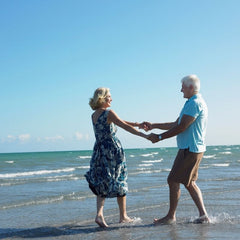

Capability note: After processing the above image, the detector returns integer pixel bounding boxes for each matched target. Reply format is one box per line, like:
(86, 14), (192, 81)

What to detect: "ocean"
(0, 145), (239, 239)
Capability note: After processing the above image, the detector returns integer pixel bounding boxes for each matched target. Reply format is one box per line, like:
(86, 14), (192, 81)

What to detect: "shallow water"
(0, 145), (240, 239)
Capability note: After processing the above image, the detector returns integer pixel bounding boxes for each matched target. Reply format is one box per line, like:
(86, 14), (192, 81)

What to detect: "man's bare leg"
(95, 196), (108, 228)
(185, 181), (209, 223)
(154, 181), (180, 225)
(117, 196), (133, 223)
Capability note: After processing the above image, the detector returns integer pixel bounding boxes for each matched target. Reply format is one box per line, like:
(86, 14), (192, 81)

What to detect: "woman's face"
(103, 93), (112, 108)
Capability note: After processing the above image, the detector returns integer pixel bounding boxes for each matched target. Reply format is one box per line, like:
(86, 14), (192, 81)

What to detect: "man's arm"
(141, 118), (179, 131)
(148, 115), (195, 143)
(161, 115), (195, 140)
(151, 119), (179, 130)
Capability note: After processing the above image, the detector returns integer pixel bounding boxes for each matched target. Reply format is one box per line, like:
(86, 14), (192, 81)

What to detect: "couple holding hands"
(85, 75), (209, 228)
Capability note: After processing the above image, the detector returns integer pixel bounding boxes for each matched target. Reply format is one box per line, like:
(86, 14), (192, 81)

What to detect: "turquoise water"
(0, 145), (240, 239)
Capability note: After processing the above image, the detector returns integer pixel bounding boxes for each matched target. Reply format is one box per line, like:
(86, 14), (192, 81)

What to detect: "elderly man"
(144, 75), (209, 224)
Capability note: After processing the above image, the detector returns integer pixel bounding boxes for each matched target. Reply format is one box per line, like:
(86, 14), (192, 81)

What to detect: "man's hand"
(147, 133), (160, 143)
(139, 121), (152, 131)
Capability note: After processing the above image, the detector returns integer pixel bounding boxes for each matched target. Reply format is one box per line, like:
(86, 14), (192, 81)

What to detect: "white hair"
(181, 74), (200, 92)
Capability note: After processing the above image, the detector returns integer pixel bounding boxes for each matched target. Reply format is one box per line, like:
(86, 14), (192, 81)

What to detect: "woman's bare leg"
(95, 196), (108, 228)
(117, 196), (133, 223)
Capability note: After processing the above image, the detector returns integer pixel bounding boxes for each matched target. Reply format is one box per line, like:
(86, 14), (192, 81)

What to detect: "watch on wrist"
(158, 134), (162, 140)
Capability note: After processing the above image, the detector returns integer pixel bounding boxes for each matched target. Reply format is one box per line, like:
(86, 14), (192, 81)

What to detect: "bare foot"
(193, 215), (210, 224)
(95, 216), (109, 228)
(119, 216), (134, 223)
(154, 216), (176, 225)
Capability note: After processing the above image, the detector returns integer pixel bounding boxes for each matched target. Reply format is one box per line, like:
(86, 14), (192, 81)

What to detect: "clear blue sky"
(1, 0), (239, 153)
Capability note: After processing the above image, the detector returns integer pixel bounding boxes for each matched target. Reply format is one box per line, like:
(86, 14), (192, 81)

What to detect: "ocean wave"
(5, 161), (14, 164)
(200, 163), (230, 169)
(140, 152), (158, 157)
(0, 195), (65, 210)
(77, 166), (89, 169)
(199, 165), (210, 169)
(135, 169), (162, 174)
(0, 174), (84, 187)
(132, 168), (170, 175)
(77, 156), (91, 159)
(46, 175), (80, 182)
(212, 163), (230, 167)
(0, 167), (75, 179)
(138, 164), (153, 167)
(203, 154), (216, 159)
(140, 153), (154, 157)
(219, 151), (232, 155)
(142, 159), (163, 163)
(0, 191), (94, 210)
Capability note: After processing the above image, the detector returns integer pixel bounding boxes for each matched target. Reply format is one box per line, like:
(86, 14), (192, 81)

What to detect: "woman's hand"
(139, 122), (152, 131)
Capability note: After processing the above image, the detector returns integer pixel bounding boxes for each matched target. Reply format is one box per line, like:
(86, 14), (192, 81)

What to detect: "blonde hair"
(89, 87), (110, 110)
(181, 74), (200, 92)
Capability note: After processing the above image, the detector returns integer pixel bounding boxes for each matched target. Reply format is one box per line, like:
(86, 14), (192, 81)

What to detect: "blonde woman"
(85, 87), (150, 228)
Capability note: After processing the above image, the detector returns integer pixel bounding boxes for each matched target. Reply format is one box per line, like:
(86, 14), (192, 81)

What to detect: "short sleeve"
(184, 100), (200, 118)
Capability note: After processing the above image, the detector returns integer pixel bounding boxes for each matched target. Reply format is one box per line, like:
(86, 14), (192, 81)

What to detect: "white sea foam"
(142, 159), (163, 163)
(0, 182), (12, 186)
(46, 175), (80, 182)
(131, 217), (142, 224)
(212, 163), (230, 167)
(77, 166), (89, 169)
(0, 195), (65, 210)
(141, 153), (153, 157)
(209, 212), (238, 224)
(135, 168), (170, 174)
(199, 165), (210, 169)
(138, 164), (153, 167)
(163, 168), (171, 172)
(220, 151), (232, 155)
(129, 155), (135, 157)
(5, 161), (14, 164)
(0, 191), (93, 210)
(0, 167), (75, 179)
(141, 152), (159, 157)
(203, 154), (216, 159)
(78, 156), (91, 159)
(135, 169), (162, 174)
(137, 168), (151, 171)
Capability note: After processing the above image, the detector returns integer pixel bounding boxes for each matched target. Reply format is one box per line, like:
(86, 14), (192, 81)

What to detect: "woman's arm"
(124, 121), (140, 127)
(107, 110), (148, 139)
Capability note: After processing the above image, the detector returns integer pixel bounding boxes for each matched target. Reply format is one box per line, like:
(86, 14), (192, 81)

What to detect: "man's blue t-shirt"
(177, 94), (208, 153)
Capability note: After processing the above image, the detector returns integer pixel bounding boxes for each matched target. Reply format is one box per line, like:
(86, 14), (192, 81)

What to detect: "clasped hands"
(139, 122), (160, 144)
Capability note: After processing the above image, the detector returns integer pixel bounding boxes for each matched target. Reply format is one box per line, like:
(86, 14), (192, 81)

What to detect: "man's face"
(181, 83), (194, 99)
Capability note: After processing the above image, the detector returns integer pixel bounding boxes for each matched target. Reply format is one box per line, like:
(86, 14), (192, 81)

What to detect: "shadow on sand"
(0, 223), (154, 239)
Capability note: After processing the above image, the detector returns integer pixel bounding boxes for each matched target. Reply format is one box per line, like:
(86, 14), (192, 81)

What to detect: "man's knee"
(168, 179), (180, 188)
(184, 181), (196, 190)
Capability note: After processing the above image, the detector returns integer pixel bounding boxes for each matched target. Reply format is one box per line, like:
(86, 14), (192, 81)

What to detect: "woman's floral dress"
(85, 110), (128, 198)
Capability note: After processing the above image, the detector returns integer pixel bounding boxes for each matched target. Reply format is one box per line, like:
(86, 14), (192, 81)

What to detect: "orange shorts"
(167, 149), (204, 186)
